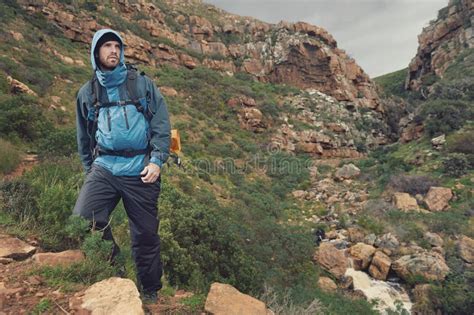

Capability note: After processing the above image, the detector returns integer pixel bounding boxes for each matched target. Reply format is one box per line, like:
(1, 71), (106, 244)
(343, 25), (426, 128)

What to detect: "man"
(73, 29), (170, 303)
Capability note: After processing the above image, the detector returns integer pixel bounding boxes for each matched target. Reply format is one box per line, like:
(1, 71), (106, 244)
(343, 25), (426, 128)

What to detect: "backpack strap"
(89, 74), (102, 157)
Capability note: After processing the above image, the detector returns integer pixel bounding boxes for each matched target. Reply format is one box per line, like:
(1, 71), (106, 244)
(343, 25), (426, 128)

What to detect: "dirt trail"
(2, 155), (39, 181)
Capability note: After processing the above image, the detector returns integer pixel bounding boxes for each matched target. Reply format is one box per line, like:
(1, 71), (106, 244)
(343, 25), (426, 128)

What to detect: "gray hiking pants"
(73, 164), (162, 292)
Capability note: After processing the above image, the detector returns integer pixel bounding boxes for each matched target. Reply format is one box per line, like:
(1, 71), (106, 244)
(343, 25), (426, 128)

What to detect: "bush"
(447, 131), (474, 154)
(420, 100), (473, 136)
(0, 95), (52, 141)
(443, 153), (470, 177)
(388, 174), (440, 195)
(37, 127), (77, 157)
(0, 138), (22, 175)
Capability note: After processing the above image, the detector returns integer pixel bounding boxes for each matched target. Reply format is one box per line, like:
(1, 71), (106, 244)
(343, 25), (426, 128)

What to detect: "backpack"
(88, 64), (152, 159)
(88, 64), (182, 166)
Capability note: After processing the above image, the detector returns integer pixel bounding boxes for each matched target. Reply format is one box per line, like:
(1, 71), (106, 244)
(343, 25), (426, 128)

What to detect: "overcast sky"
(204, 0), (448, 78)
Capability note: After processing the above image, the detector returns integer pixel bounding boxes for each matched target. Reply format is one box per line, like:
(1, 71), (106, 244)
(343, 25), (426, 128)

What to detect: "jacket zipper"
(123, 106), (130, 129)
(106, 108), (111, 131)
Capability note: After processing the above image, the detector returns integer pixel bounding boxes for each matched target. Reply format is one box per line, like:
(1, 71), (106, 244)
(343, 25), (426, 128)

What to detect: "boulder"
(318, 277), (337, 292)
(347, 227), (365, 243)
(349, 243), (376, 270)
(69, 277), (143, 315)
(392, 192), (419, 212)
(204, 282), (270, 315)
(33, 250), (85, 267)
(424, 232), (443, 247)
(313, 242), (349, 279)
(431, 134), (446, 148)
(368, 251), (391, 280)
(334, 164), (360, 180)
(424, 187), (453, 211)
(7, 76), (38, 96)
(159, 86), (178, 97)
(374, 233), (400, 255)
(458, 235), (474, 264)
(0, 235), (36, 260)
(392, 252), (450, 282)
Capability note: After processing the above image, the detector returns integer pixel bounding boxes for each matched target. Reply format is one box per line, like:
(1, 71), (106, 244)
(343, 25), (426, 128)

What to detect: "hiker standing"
(73, 29), (170, 303)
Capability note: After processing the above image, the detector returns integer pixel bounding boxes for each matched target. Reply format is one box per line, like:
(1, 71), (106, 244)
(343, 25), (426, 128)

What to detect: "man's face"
(98, 40), (121, 71)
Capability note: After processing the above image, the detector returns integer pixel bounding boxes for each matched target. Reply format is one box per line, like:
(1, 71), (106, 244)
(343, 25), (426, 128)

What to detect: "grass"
(0, 138), (22, 175)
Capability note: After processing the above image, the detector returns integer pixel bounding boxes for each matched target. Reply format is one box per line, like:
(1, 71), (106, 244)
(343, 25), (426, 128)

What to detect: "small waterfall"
(345, 268), (412, 314)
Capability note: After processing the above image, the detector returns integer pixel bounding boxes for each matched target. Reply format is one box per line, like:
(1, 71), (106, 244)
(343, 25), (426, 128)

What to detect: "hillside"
(0, 0), (473, 314)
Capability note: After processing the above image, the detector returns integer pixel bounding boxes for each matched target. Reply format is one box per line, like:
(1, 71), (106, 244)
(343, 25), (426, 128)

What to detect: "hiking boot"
(141, 291), (158, 304)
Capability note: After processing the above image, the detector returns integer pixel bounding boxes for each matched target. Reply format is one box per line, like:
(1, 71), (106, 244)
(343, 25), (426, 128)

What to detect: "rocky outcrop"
(334, 164), (361, 181)
(424, 232), (444, 247)
(406, 0), (474, 90)
(458, 235), (474, 264)
(204, 282), (270, 315)
(318, 277), (337, 292)
(392, 192), (420, 212)
(368, 251), (391, 281)
(392, 252), (450, 282)
(18, 0), (382, 111)
(424, 187), (453, 211)
(349, 243), (376, 270)
(0, 235), (36, 261)
(313, 242), (349, 279)
(33, 250), (85, 267)
(7, 76), (37, 96)
(69, 277), (143, 315)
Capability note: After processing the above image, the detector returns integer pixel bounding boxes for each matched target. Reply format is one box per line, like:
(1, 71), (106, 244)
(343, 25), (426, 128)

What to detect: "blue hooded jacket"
(76, 29), (171, 176)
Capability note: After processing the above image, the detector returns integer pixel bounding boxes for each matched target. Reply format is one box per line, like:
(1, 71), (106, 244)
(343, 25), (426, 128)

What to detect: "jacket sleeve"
(76, 87), (93, 172)
(146, 78), (171, 167)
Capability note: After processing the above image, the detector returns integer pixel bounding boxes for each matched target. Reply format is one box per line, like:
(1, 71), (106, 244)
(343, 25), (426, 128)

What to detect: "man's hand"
(140, 163), (161, 183)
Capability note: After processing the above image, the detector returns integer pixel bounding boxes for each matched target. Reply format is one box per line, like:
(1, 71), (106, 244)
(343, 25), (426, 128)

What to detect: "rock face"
(424, 232), (444, 247)
(18, 0), (382, 111)
(368, 251), (391, 280)
(313, 242), (348, 279)
(406, 0), (474, 90)
(335, 164), (361, 181)
(7, 76), (38, 96)
(33, 250), (85, 267)
(69, 277), (143, 315)
(0, 235), (36, 261)
(424, 187), (453, 211)
(204, 282), (270, 315)
(393, 192), (419, 212)
(392, 252), (450, 282)
(349, 243), (376, 270)
(458, 235), (474, 264)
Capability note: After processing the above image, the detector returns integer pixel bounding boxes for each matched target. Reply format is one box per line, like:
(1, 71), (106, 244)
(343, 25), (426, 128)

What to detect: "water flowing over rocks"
(345, 268), (412, 315)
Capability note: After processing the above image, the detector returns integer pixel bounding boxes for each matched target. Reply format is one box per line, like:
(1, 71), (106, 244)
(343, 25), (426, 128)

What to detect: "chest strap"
(96, 147), (150, 158)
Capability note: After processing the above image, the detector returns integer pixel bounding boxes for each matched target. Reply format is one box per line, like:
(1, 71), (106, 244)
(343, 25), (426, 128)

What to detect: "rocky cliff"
(18, 0), (382, 111)
(406, 0), (474, 90)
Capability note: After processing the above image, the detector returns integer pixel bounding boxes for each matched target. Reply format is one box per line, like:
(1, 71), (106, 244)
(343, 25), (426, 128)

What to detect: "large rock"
(204, 282), (270, 315)
(392, 252), (450, 282)
(424, 187), (453, 211)
(368, 251), (391, 280)
(349, 243), (376, 270)
(7, 76), (38, 96)
(313, 242), (349, 279)
(374, 233), (400, 255)
(424, 232), (444, 247)
(318, 277), (337, 292)
(33, 250), (85, 267)
(392, 192), (419, 212)
(0, 235), (36, 260)
(334, 164), (360, 181)
(458, 235), (474, 264)
(69, 277), (143, 315)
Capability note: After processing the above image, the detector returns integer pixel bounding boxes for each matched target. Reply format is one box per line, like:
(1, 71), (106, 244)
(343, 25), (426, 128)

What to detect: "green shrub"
(388, 174), (440, 195)
(447, 131), (474, 154)
(443, 153), (470, 177)
(0, 138), (22, 175)
(38, 127), (77, 157)
(420, 100), (472, 136)
(0, 95), (52, 141)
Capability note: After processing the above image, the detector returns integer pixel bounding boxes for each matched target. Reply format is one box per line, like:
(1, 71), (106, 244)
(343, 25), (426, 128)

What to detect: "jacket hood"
(90, 29), (125, 70)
